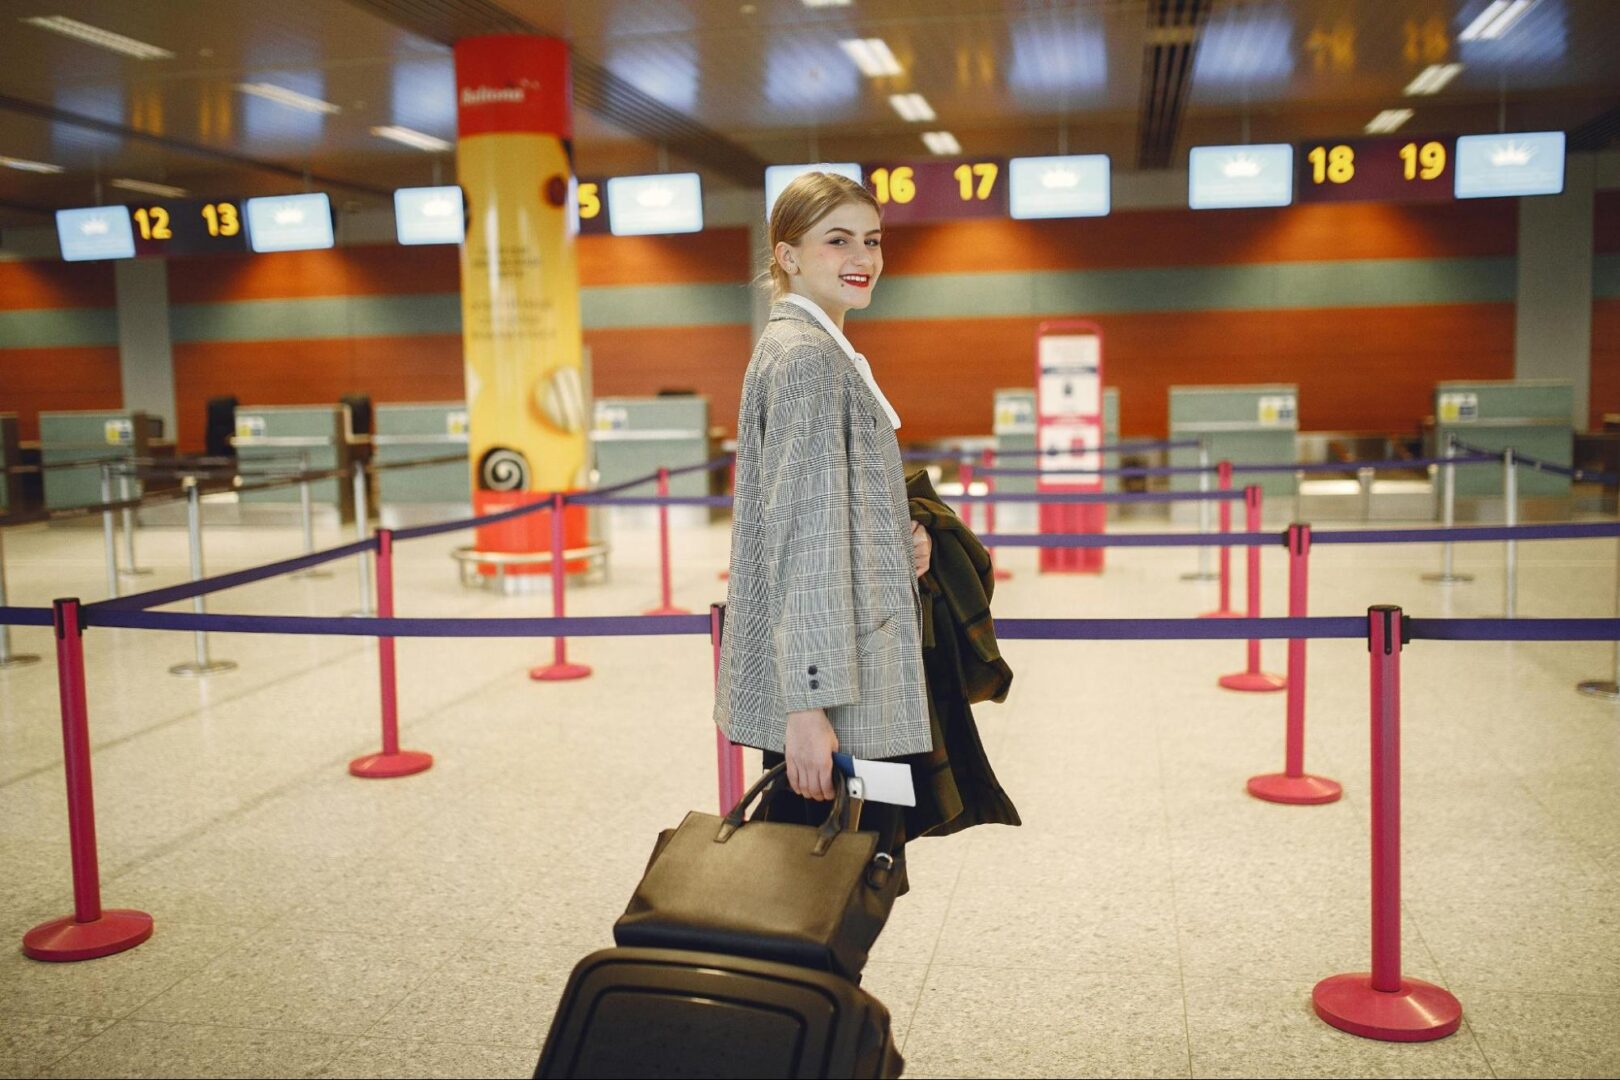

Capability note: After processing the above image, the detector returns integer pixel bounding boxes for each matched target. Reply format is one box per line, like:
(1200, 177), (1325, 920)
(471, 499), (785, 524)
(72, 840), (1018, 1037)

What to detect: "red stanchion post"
(1313, 606), (1462, 1042)
(645, 468), (690, 616)
(981, 448), (1012, 581)
(959, 460), (975, 533)
(1219, 485), (1286, 692)
(1247, 525), (1341, 804)
(719, 458), (735, 582)
(23, 598), (154, 962)
(532, 492), (592, 681)
(710, 603), (745, 812)
(350, 530), (432, 779)
(1199, 460), (1241, 618)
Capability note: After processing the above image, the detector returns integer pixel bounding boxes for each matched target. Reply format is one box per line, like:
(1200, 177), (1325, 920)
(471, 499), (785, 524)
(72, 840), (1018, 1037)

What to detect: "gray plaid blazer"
(715, 301), (931, 760)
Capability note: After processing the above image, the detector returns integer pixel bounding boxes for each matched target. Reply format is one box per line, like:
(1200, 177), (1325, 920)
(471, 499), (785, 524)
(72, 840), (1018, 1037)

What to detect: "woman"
(715, 171), (933, 808)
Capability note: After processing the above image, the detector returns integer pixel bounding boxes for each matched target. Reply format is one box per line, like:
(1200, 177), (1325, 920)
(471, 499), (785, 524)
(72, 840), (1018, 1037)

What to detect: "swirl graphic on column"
(479, 447), (531, 492)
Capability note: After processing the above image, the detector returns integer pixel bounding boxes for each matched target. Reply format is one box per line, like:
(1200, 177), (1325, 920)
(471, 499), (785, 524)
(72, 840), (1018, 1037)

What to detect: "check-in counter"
(1432, 380), (1573, 502)
(374, 403), (471, 516)
(1, 413), (21, 512)
(1168, 385), (1299, 508)
(591, 396), (711, 497)
(231, 405), (354, 517)
(39, 410), (163, 509)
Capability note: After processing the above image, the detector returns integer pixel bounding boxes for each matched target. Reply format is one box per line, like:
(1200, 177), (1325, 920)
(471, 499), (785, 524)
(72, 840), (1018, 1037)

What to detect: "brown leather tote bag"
(613, 764), (901, 980)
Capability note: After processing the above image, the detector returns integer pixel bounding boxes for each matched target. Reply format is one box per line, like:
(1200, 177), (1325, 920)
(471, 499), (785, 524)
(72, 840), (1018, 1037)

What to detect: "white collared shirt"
(781, 292), (902, 430)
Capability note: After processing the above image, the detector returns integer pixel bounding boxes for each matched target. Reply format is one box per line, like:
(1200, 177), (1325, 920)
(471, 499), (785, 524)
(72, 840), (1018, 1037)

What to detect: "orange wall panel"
(578, 228), (752, 286)
(0, 260), (115, 311)
(0, 347), (122, 440)
(585, 325), (755, 436)
(167, 246), (462, 304)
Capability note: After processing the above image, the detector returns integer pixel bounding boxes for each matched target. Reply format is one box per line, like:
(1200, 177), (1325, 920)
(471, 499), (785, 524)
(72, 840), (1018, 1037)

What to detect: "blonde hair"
(764, 171), (882, 299)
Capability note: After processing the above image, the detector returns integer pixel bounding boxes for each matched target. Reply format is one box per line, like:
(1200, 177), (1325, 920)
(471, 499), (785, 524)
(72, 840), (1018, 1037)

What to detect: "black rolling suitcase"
(534, 947), (904, 1079)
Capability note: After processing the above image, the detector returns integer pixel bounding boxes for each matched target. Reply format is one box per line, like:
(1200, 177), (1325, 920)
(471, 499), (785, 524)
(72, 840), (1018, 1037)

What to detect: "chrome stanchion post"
(169, 476), (236, 677)
(1181, 438), (1217, 582)
(116, 466), (150, 577)
(99, 464), (119, 600)
(1577, 536), (1620, 700)
(1423, 433), (1472, 584)
(292, 451), (330, 579)
(0, 528), (42, 668)
(347, 462), (374, 617)
(1358, 466), (1375, 524)
(1503, 447), (1518, 618)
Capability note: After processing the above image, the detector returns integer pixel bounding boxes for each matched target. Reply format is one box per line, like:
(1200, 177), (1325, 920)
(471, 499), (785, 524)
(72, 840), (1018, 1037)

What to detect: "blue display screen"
(56, 205), (136, 261)
(1454, 131), (1565, 199)
(1188, 144), (1294, 209)
(1008, 155), (1111, 219)
(393, 186), (465, 245)
(607, 173), (704, 236)
(244, 193), (335, 253)
(764, 163), (862, 220)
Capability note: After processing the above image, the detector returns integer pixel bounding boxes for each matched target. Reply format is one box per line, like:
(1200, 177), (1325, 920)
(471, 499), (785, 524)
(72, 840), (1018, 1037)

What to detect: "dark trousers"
(759, 751), (912, 896)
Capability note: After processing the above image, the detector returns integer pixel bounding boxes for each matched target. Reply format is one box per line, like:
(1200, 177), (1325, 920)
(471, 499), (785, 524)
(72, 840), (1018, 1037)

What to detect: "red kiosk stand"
(1034, 320), (1106, 573)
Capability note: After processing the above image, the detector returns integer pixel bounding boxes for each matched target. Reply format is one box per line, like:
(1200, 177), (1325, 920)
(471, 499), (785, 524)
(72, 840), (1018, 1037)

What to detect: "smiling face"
(774, 200), (883, 327)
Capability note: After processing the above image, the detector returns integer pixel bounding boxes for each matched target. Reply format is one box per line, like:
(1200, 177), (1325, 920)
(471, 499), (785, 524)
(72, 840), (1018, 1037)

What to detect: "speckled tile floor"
(1, 502), (1617, 1078)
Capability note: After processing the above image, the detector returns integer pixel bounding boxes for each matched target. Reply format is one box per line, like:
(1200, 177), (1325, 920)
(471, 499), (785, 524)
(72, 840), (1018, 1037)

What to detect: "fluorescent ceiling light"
(888, 93), (935, 122)
(22, 16), (173, 60)
(1459, 0), (1534, 41)
(1404, 63), (1465, 95)
(371, 125), (451, 152)
(1365, 108), (1415, 134)
(803, 0), (852, 7)
(839, 37), (902, 77)
(0, 154), (64, 174)
(110, 177), (187, 197)
(922, 131), (961, 155)
(237, 82), (342, 115)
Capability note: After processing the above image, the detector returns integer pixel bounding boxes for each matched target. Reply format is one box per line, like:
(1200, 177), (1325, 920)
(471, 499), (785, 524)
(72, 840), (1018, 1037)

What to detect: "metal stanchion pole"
(347, 462), (374, 617)
(349, 529), (432, 779)
(0, 528), (42, 668)
(99, 465), (119, 600)
(532, 492), (592, 681)
(169, 477), (236, 677)
(1181, 439), (1216, 581)
(1577, 536), (1620, 700)
(1424, 434), (1472, 584)
(293, 451), (330, 580)
(645, 467), (690, 615)
(1503, 447), (1518, 618)
(1358, 466), (1375, 524)
(116, 468), (151, 577)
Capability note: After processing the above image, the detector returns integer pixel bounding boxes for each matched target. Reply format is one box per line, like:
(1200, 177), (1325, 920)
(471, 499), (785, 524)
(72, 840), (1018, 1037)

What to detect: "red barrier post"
(350, 530), (433, 779)
(1199, 461), (1241, 618)
(959, 461), (975, 533)
(981, 448), (1012, 580)
(1218, 486), (1285, 692)
(719, 458), (735, 582)
(1313, 606), (1462, 1042)
(710, 603), (745, 812)
(1247, 525), (1341, 803)
(532, 492), (592, 681)
(23, 598), (153, 962)
(645, 468), (690, 616)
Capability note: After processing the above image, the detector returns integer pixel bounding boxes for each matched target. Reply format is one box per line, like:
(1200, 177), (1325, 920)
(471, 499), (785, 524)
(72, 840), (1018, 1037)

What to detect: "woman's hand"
(911, 521), (931, 578)
(784, 708), (839, 800)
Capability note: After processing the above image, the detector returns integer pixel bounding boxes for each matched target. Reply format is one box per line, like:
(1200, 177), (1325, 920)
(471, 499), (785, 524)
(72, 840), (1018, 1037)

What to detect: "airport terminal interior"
(2, 0), (1620, 1077)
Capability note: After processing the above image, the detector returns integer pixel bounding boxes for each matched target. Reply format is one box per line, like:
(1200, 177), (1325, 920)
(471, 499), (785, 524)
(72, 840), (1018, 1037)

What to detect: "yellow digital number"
(201, 202), (240, 237)
(953, 162), (998, 200)
(870, 166), (916, 205)
(133, 206), (172, 240)
(1307, 144), (1355, 185)
(1399, 140), (1446, 181)
(578, 182), (601, 220)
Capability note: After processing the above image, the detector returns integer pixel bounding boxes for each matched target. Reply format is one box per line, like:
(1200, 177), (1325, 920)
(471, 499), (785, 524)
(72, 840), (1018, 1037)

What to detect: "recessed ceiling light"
(1404, 63), (1465, 95)
(0, 154), (64, 174)
(1365, 108), (1415, 134)
(21, 16), (173, 60)
(371, 125), (452, 152)
(839, 37), (902, 77)
(110, 178), (187, 197)
(1459, 0), (1535, 42)
(922, 131), (961, 155)
(888, 93), (936, 122)
(236, 82), (342, 115)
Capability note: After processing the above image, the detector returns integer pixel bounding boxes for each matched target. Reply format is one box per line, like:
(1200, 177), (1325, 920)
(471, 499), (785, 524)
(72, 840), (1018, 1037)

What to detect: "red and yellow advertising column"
(454, 35), (588, 572)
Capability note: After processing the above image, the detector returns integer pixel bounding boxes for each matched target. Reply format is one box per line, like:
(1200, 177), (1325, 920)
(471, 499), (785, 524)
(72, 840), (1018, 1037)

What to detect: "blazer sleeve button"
(809, 679), (820, 689)
(808, 665), (818, 675)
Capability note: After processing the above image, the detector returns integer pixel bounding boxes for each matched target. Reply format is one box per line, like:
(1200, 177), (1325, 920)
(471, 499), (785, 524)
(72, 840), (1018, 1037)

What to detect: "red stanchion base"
(1198, 608), (1243, 619)
(643, 605), (692, 616)
(23, 910), (153, 962)
(718, 570), (729, 581)
(1247, 772), (1343, 805)
(1219, 671), (1287, 692)
(531, 662), (592, 681)
(349, 750), (433, 779)
(993, 568), (1013, 581)
(1312, 973), (1462, 1042)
